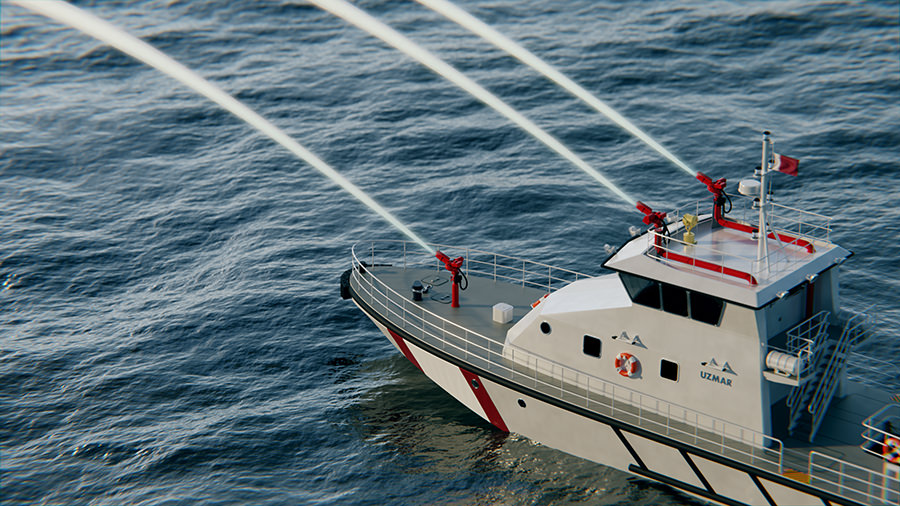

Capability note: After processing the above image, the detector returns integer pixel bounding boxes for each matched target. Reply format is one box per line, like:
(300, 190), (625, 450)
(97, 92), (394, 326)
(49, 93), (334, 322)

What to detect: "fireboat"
(341, 132), (900, 506)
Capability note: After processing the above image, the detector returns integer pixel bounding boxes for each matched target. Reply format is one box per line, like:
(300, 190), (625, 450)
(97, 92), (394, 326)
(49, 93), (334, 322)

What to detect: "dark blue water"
(2, 1), (898, 504)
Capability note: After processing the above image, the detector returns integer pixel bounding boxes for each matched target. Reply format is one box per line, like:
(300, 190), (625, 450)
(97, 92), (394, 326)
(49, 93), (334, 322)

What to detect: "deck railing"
(668, 197), (833, 246)
(860, 404), (900, 460)
(377, 240), (590, 294)
(351, 240), (783, 473)
(810, 451), (899, 505)
(767, 311), (830, 384)
(652, 197), (834, 283)
(646, 226), (817, 284)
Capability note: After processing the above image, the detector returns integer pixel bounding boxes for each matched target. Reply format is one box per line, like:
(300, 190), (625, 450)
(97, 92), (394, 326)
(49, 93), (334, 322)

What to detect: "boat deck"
(354, 265), (541, 347)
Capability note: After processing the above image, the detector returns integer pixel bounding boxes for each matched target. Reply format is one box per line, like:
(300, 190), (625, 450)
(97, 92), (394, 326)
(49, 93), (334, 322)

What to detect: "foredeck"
(349, 241), (898, 505)
(358, 265), (542, 348)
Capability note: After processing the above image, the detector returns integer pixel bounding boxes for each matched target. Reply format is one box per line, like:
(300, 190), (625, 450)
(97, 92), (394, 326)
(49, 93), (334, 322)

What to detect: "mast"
(757, 131), (771, 272)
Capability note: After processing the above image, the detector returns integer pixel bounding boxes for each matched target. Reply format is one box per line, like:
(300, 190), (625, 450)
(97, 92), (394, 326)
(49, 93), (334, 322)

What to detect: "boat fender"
(614, 352), (639, 377)
(885, 437), (900, 464)
(340, 269), (352, 300)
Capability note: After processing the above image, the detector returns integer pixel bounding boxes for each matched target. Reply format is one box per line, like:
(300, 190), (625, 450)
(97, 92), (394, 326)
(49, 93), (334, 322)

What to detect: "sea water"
(2, 1), (898, 504)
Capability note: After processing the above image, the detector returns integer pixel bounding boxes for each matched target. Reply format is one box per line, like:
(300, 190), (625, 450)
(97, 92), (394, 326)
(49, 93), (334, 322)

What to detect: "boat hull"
(349, 281), (857, 506)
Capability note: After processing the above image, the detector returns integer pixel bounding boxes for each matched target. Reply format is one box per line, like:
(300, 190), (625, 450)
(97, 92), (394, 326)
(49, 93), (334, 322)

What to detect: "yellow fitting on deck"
(682, 214), (698, 245)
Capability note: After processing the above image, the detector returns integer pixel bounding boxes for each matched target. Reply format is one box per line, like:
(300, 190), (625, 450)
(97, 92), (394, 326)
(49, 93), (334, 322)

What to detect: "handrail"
(644, 212), (830, 284)
(351, 240), (784, 473)
(786, 311), (830, 354)
(648, 229), (759, 285)
(807, 311), (868, 442)
(667, 196), (833, 247)
(398, 240), (591, 293)
(809, 451), (900, 505)
(860, 404), (900, 461)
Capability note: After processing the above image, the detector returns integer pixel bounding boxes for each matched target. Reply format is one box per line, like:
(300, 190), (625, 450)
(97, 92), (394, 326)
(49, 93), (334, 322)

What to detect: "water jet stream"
(309, 0), (636, 206)
(414, 0), (697, 177)
(9, 0), (434, 254)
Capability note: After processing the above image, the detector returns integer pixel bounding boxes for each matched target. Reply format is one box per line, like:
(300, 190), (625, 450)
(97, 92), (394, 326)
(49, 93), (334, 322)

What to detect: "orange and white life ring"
(885, 437), (900, 464)
(615, 352), (640, 377)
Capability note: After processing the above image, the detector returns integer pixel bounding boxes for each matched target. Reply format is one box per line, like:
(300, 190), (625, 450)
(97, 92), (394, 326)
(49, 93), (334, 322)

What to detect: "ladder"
(786, 311), (869, 441)
(807, 311), (870, 442)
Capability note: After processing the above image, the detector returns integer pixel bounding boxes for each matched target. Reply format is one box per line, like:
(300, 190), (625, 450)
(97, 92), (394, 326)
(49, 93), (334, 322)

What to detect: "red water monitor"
(435, 251), (466, 308)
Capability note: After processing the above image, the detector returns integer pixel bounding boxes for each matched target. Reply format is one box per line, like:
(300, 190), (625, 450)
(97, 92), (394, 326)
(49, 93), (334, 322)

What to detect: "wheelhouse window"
(620, 273), (660, 309)
(690, 291), (725, 325)
(661, 283), (688, 317)
(619, 273), (724, 326)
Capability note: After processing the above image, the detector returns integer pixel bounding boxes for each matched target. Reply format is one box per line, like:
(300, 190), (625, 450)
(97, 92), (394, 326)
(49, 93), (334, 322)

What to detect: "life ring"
(885, 437), (900, 464)
(615, 352), (639, 377)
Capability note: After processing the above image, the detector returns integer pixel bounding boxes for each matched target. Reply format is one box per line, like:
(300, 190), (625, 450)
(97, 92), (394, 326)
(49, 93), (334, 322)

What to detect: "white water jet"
(415, 0), (697, 177)
(9, 0), (434, 254)
(309, 0), (636, 207)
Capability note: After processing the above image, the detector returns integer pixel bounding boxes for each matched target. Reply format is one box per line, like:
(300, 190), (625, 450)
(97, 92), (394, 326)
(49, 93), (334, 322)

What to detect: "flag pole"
(757, 131), (771, 273)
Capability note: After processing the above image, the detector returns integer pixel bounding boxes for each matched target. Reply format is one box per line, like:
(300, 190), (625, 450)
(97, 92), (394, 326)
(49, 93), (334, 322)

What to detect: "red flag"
(773, 153), (799, 176)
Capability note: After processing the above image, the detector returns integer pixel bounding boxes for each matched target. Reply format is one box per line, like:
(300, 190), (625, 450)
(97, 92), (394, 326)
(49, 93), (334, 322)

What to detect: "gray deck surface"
(353, 264), (896, 494)
(355, 265), (546, 345)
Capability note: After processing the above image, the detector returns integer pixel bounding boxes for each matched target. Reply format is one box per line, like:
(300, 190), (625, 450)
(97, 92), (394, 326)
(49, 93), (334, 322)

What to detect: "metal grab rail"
(808, 311), (869, 441)
(767, 311), (830, 383)
(351, 240), (784, 473)
(861, 404), (900, 461)
(810, 451), (900, 505)
(645, 221), (821, 285)
(787, 310), (831, 354)
(666, 197), (833, 247)
(765, 201), (833, 244)
(389, 240), (591, 293)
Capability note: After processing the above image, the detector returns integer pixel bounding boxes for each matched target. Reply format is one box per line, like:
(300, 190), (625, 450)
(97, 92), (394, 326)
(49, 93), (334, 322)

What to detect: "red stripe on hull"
(388, 329), (423, 372)
(460, 368), (509, 432)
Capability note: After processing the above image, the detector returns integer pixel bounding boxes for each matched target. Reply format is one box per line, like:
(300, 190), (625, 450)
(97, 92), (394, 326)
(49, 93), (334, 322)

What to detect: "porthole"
(471, 379), (479, 389)
(517, 398), (527, 408)
(540, 321), (552, 334)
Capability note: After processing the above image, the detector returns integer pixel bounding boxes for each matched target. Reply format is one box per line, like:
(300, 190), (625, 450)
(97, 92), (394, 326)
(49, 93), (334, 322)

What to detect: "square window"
(583, 335), (601, 358)
(660, 359), (679, 381)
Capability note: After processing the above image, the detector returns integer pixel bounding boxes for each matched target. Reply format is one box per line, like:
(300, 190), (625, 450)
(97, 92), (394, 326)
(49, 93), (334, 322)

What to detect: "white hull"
(353, 297), (835, 506)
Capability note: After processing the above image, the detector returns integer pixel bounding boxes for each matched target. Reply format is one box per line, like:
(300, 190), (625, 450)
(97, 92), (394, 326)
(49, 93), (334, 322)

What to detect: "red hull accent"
(388, 329), (423, 372)
(460, 368), (509, 432)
